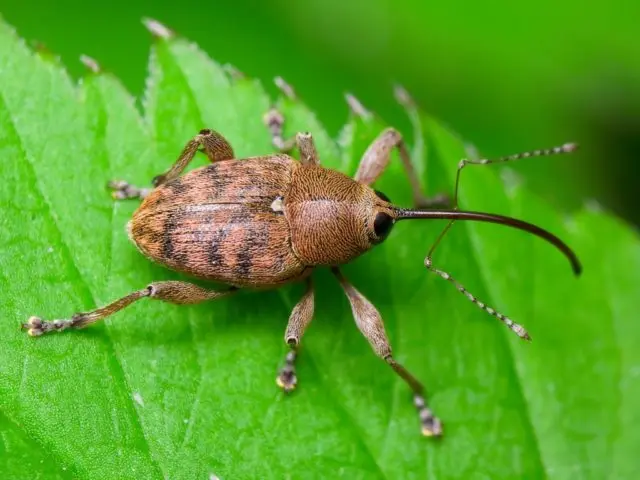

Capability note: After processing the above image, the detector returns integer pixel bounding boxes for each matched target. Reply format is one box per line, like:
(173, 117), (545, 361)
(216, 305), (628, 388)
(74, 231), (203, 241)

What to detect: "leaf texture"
(0, 19), (638, 480)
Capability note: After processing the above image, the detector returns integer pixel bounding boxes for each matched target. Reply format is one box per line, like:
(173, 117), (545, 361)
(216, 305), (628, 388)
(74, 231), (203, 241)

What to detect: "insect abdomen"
(128, 157), (307, 287)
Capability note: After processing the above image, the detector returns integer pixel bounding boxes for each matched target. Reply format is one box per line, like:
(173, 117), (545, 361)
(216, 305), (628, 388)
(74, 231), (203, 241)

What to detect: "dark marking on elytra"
(236, 246), (253, 277)
(273, 233), (288, 274)
(162, 209), (188, 266)
(235, 223), (270, 278)
(236, 226), (257, 277)
(201, 164), (234, 198)
(148, 228), (165, 246)
(208, 228), (230, 267)
(161, 211), (176, 260)
(167, 177), (188, 196)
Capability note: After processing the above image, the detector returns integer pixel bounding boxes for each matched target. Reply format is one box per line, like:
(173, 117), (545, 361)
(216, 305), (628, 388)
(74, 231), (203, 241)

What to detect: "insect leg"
(106, 180), (153, 201)
(262, 108), (320, 166)
(109, 129), (235, 200)
(277, 279), (315, 392)
(22, 281), (237, 336)
(293, 132), (320, 166)
(263, 76), (320, 164)
(262, 75), (297, 152)
(263, 107), (296, 153)
(332, 268), (442, 437)
(353, 127), (448, 208)
(421, 143), (577, 339)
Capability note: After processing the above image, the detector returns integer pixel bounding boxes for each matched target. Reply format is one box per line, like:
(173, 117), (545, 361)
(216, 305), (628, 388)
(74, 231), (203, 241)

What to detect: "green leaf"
(1, 19), (638, 480)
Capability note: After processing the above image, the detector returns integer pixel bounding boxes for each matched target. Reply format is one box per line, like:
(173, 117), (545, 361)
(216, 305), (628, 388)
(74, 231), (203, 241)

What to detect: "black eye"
(374, 190), (391, 202)
(373, 212), (394, 240)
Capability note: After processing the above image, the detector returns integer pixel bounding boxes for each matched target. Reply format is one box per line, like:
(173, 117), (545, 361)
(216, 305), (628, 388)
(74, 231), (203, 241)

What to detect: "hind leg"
(22, 281), (237, 336)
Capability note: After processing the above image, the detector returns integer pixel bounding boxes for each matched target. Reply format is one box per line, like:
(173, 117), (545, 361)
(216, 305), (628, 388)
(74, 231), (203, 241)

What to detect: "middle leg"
(332, 268), (442, 437)
(276, 278), (315, 392)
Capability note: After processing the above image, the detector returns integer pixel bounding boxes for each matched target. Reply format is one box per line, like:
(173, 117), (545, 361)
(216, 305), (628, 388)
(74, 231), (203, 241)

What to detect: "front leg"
(354, 128), (448, 208)
(110, 129), (235, 200)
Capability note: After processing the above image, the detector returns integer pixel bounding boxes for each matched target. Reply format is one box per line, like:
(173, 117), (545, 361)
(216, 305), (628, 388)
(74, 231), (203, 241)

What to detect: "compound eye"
(374, 190), (391, 203)
(373, 212), (394, 240)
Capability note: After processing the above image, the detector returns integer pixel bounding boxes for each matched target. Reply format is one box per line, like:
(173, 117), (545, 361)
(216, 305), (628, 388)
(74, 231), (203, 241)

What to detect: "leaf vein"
(2, 85), (164, 479)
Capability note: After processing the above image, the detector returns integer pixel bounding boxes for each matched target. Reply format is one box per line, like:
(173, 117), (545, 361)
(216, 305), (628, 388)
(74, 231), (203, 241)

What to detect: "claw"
(21, 316), (71, 337)
(414, 394), (443, 438)
(276, 370), (297, 393)
(276, 350), (298, 393)
(421, 417), (443, 437)
(263, 107), (284, 129)
(262, 107), (295, 152)
(21, 316), (43, 336)
(107, 179), (150, 200)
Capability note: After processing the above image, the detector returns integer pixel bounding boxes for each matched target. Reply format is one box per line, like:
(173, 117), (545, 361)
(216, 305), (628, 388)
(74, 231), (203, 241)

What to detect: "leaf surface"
(0, 20), (638, 480)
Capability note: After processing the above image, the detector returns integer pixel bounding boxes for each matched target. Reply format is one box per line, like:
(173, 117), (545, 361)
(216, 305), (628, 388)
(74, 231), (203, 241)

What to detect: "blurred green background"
(3, 0), (639, 224)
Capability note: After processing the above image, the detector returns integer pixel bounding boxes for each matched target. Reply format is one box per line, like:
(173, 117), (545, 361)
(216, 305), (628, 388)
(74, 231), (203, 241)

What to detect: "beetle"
(21, 101), (580, 437)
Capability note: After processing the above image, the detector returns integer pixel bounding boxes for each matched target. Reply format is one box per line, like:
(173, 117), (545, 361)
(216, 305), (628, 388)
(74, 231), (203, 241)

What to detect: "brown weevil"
(21, 90), (581, 437)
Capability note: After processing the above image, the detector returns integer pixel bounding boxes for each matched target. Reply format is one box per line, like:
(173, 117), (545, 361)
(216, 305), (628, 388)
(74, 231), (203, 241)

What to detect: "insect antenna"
(424, 255), (531, 339)
(395, 208), (581, 339)
(431, 142), (578, 262)
(393, 142), (580, 338)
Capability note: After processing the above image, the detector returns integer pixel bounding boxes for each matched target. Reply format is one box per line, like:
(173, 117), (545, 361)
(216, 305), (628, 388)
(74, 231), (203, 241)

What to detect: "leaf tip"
(29, 39), (63, 66)
(142, 17), (173, 39)
(393, 84), (415, 108)
(274, 76), (296, 100)
(584, 198), (604, 214)
(79, 54), (101, 74)
(222, 63), (246, 81)
(345, 92), (372, 119)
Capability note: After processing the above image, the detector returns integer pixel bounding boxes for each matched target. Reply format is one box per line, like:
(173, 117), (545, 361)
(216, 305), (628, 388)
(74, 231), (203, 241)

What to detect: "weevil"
(21, 100), (581, 437)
